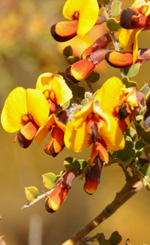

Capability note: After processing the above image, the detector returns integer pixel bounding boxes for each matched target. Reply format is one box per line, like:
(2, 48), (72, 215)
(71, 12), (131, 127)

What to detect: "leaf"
(135, 123), (150, 144)
(124, 128), (136, 141)
(142, 164), (150, 177)
(140, 83), (150, 97)
(133, 141), (146, 157)
(122, 76), (137, 88)
(107, 18), (120, 32)
(98, 233), (110, 245)
(85, 71), (100, 84)
(64, 157), (80, 170)
(111, 0), (122, 17)
(116, 138), (135, 164)
(67, 56), (80, 65)
(78, 159), (88, 169)
(109, 231), (122, 245)
(123, 63), (140, 78)
(42, 172), (59, 189)
(63, 46), (73, 59)
(25, 186), (39, 203)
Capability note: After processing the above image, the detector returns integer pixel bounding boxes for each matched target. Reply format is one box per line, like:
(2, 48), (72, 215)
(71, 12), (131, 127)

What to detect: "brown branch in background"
(62, 174), (143, 245)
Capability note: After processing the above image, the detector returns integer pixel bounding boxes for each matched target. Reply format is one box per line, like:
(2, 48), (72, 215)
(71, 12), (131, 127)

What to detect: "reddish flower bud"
(44, 127), (65, 157)
(84, 158), (103, 195)
(105, 51), (133, 68)
(120, 7), (143, 29)
(45, 169), (78, 212)
(51, 21), (78, 42)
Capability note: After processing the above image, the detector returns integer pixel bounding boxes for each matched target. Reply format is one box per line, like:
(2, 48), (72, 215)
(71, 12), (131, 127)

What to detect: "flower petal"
(100, 114), (125, 151)
(63, 0), (99, 36)
(51, 21), (78, 42)
(1, 87), (27, 132)
(64, 119), (91, 152)
(26, 89), (49, 126)
(95, 77), (123, 116)
(119, 28), (140, 51)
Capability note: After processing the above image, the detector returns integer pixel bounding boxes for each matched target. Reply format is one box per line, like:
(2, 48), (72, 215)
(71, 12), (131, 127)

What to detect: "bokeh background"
(0, 0), (150, 244)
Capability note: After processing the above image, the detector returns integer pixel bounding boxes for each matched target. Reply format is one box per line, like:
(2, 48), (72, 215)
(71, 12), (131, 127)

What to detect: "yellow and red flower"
(36, 73), (73, 114)
(36, 111), (67, 156)
(45, 169), (77, 212)
(51, 0), (99, 42)
(98, 77), (139, 132)
(119, 0), (150, 64)
(1, 87), (49, 148)
(64, 87), (125, 165)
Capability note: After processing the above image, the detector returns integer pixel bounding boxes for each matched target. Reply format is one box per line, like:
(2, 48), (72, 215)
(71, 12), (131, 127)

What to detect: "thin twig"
(21, 190), (52, 209)
(62, 174), (143, 245)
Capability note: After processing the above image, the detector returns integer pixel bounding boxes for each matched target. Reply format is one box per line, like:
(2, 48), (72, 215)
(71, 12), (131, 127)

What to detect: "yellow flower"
(51, 0), (99, 41)
(1, 87), (49, 147)
(64, 94), (125, 164)
(98, 77), (139, 131)
(36, 73), (73, 113)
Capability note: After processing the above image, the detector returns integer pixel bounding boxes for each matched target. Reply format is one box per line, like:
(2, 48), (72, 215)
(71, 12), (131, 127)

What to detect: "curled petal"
(51, 21), (78, 42)
(120, 7), (141, 29)
(90, 140), (109, 164)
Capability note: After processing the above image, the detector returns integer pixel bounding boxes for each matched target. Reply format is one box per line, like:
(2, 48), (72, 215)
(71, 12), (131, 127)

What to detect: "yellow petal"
(51, 75), (73, 105)
(36, 73), (54, 91)
(119, 28), (140, 51)
(95, 77), (123, 116)
(100, 114), (125, 151)
(27, 89), (49, 126)
(73, 101), (93, 128)
(133, 29), (142, 65)
(64, 119), (91, 152)
(35, 114), (66, 145)
(1, 87), (27, 132)
(63, 0), (99, 36)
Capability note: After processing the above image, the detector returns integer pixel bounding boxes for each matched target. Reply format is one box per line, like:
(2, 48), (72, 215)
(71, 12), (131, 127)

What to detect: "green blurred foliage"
(0, 0), (150, 245)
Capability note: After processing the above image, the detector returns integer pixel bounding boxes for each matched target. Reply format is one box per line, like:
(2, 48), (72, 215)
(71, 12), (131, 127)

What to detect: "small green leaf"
(122, 76), (137, 88)
(64, 157), (80, 170)
(116, 138), (135, 164)
(124, 128), (136, 141)
(63, 46), (73, 59)
(42, 172), (59, 189)
(25, 186), (39, 203)
(106, 18), (120, 32)
(135, 123), (150, 144)
(109, 231), (122, 245)
(111, 0), (122, 17)
(67, 56), (80, 65)
(78, 159), (88, 169)
(140, 83), (150, 97)
(123, 63), (140, 77)
(85, 71), (100, 84)
(142, 164), (150, 177)
(135, 115), (143, 123)
(133, 141), (146, 157)
(98, 233), (110, 245)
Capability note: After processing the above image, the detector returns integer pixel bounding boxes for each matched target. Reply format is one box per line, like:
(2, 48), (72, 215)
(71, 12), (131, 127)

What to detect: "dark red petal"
(51, 21), (78, 42)
(120, 8), (139, 29)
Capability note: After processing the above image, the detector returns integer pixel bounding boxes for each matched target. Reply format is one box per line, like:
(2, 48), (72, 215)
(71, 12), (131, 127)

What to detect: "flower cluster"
(1, 0), (150, 213)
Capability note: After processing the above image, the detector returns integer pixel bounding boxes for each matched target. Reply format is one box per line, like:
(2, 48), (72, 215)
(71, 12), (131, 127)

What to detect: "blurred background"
(0, 0), (150, 244)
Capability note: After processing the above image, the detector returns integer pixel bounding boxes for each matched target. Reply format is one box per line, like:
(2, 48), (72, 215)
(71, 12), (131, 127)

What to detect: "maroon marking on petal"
(17, 130), (33, 148)
(45, 198), (55, 213)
